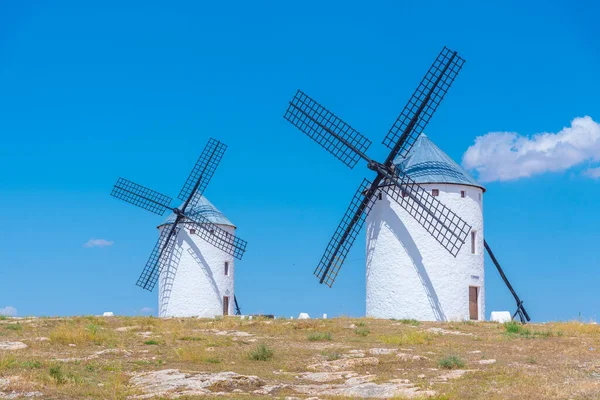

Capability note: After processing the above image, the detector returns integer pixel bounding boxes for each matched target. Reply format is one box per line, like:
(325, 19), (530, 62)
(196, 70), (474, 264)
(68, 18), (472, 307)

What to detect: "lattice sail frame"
(315, 179), (377, 287)
(111, 178), (173, 216)
(381, 172), (470, 256)
(284, 90), (372, 169)
(136, 224), (180, 291)
(178, 138), (228, 209)
(382, 47), (465, 159)
(184, 213), (247, 260)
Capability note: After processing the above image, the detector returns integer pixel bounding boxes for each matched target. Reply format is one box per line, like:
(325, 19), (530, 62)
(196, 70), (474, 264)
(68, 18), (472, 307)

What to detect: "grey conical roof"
(394, 134), (485, 191)
(159, 195), (235, 228)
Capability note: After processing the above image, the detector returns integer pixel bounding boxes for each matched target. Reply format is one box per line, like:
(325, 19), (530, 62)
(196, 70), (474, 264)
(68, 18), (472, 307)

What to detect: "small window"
(461, 190), (466, 198)
(189, 228), (196, 234)
(378, 192), (382, 200)
(471, 231), (477, 254)
(402, 190), (407, 198)
(224, 262), (229, 276)
(432, 189), (439, 197)
(478, 193), (482, 201)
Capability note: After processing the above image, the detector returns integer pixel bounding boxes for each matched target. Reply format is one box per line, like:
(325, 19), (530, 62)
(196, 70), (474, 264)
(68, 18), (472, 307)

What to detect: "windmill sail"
(136, 223), (180, 291)
(178, 138), (227, 210)
(111, 178), (173, 216)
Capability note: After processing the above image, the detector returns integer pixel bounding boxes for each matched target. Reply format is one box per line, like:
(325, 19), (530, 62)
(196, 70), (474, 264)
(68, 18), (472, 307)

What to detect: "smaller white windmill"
(111, 138), (247, 318)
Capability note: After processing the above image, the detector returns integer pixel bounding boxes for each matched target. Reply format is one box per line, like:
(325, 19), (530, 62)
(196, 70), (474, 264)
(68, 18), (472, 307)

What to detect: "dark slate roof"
(159, 195), (235, 228)
(394, 134), (485, 191)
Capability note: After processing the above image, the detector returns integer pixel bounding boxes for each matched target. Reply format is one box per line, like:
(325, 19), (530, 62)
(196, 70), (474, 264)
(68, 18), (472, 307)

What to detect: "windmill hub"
(173, 208), (184, 216)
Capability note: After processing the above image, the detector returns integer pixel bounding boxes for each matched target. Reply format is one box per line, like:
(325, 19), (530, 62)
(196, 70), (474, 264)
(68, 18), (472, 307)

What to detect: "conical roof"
(159, 195), (235, 228)
(395, 134), (485, 191)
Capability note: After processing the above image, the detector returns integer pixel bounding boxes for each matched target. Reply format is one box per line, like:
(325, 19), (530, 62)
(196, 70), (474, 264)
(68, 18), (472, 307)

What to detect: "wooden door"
(223, 296), (229, 316)
(469, 287), (478, 320)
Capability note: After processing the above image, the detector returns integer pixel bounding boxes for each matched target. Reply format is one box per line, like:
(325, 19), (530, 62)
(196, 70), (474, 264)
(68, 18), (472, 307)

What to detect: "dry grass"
(0, 316), (598, 399)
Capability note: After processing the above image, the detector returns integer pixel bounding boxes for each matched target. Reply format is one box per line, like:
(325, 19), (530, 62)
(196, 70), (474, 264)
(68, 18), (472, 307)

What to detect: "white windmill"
(111, 138), (246, 318)
(284, 47), (529, 322)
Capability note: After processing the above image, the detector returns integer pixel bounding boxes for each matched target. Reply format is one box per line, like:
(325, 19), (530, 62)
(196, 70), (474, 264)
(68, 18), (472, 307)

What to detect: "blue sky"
(1, 0), (598, 321)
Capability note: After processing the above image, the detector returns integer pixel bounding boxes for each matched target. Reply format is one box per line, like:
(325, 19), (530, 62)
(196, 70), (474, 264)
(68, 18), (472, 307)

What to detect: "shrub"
(6, 324), (22, 331)
(248, 344), (274, 361)
(0, 316), (7, 321)
(354, 327), (370, 337)
(504, 321), (523, 334)
(50, 366), (66, 384)
(307, 332), (332, 341)
(438, 355), (465, 369)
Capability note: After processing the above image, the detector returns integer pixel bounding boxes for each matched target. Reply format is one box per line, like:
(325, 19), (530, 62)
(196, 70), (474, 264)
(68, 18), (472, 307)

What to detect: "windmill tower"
(284, 47), (530, 322)
(366, 134), (485, 321)
(111, 138), (247, 318)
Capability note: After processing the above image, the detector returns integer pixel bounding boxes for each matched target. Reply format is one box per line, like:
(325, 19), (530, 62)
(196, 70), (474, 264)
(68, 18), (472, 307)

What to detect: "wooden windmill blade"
(136, 223), (180, 291)
(178, 137), (228, 210)
(184, 212), (248, 260)
(284, 90), (372, 169)
(381, 47), (465, 163)
(111, 177), (173, 216)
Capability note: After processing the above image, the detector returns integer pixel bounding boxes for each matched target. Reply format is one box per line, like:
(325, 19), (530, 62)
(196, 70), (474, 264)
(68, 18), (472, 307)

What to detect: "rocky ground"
(0, 316), (599, 399)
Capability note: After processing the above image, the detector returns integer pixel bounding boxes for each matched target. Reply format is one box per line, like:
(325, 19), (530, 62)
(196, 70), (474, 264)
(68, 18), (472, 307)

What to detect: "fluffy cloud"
(462, 116), (600, 182)
(84, 239), (114, 248)
(139, 307), (153, 315)
(0, 306), (17, 317)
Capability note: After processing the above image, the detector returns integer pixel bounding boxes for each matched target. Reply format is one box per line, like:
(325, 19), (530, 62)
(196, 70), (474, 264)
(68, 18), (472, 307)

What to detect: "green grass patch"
(354, 327), (370, 337)
(204, 357), (221, 364)
(307, 332), (332, 341)
(248, 344), (274, 361)
(439, 355), (465, 369)
(49, 365), (66, 384)
(179, 336), (204, 341)
(144, 340), (160, 345)
(6, 324), (22, 331)
(397, 319), (420, 326)
(321, 350), (342, 361)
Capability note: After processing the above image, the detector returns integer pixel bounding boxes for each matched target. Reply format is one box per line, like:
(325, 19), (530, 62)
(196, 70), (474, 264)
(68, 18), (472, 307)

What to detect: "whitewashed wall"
(158, 224), (235, 318)
(366, 183), (484, 321)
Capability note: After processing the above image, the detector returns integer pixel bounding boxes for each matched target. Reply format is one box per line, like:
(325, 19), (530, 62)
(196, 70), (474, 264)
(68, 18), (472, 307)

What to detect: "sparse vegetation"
(439, 355), (465, 369)
(248, 344), (274, 361)
(307, 332), (332, 341)
(354, 327), (370, 337)
(381, 331), (432, 345)
(321, 350), (342, 361)
(49, 365), (66, 384)
(6, 323), (22, 331)
(0, 316), (596, 399)
(397, 318), (421, 326)
(0, 315), (7, 321)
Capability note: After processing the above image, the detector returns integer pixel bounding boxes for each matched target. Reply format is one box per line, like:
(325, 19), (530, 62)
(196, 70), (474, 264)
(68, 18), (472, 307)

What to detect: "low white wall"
(158, 224), (235, 318)
(366, 183), (484, 321)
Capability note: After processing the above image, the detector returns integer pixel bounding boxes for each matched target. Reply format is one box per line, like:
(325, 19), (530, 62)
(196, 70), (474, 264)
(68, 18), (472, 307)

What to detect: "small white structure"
(366, 135), (485, 322)
(297, 313), (311, 320)
(490, 311), (512, 323)
(102, 312), (114, 317)
(157, 196), (236, 318)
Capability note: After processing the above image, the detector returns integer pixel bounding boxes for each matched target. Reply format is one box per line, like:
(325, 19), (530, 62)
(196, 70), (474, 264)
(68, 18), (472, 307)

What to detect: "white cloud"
(84, 239), (114, 248)
(0, 306), (17, 317)
(139, 307), (153, 315)
(462, 116), (600, 182)
(584, 167), (600, 179)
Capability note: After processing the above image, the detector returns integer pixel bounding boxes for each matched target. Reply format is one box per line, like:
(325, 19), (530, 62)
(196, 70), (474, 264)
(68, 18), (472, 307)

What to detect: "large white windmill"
(284, 47), (529, 323)
(111, 138), (247, 318)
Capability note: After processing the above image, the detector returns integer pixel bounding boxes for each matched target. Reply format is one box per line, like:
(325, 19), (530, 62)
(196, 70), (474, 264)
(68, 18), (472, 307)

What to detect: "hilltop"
(0, 316), (598, 399)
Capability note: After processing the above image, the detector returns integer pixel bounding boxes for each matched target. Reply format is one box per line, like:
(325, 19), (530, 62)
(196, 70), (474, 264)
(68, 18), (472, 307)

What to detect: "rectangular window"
(224, 262), (229, 276)
(189, 228), (196, 234)
(223, 296), (229, 316)
(432, 189), (439, 197)
(479, 193), (482, 201)
(471, 231), (477, 254)
(461, 190), (466, 198)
